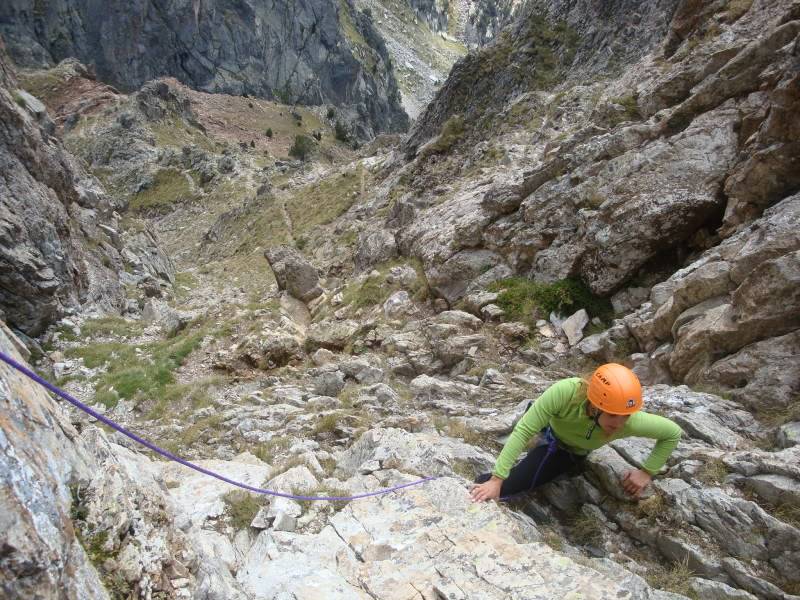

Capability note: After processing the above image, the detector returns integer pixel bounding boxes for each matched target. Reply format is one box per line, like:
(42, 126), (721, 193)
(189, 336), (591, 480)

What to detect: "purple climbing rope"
(0, 349), (436, 502)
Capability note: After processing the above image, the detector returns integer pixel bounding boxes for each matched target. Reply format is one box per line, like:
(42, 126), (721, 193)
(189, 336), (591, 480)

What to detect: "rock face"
(0, 322), (103, 598)
(236, 476), (648, 599)
(624, 193), (800, 410)
(0, 0), (409, 137)
(386, 0), (800, 403)
(0, 322), (199, 599)
(0, 40), (171, 335)
(406, 0), (681, 152)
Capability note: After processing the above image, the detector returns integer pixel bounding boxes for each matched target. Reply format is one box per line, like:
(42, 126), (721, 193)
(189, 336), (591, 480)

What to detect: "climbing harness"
(499, 425), (559, 501)
(0, 349), (436, 502)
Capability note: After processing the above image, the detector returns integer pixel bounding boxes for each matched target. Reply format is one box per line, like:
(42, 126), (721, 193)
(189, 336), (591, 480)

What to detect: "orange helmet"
(587, 363), (642, 415)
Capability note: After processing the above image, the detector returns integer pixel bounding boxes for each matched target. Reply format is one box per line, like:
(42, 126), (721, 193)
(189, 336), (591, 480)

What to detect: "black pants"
(476, 443), (585, 497)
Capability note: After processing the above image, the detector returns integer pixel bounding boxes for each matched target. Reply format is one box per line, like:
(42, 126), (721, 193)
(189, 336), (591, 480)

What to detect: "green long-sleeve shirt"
(492, 378), (682, 479)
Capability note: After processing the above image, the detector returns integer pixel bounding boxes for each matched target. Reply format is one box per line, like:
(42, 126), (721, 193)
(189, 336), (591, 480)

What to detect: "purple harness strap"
(0, 349), (436, 502)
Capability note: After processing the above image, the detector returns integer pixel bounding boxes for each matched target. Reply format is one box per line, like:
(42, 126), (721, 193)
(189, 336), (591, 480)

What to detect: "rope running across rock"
(0, 349), (436, 502)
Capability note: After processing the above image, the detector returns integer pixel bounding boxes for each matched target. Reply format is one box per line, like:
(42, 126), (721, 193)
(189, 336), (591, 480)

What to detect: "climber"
(469, 363), (682, 502)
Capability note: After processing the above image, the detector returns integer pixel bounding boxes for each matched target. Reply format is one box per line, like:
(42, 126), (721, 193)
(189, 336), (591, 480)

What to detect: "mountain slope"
(0, 0), (409, 137)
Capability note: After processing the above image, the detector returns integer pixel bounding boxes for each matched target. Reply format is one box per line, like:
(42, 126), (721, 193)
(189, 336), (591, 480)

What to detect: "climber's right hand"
(469, 476), (503, 502)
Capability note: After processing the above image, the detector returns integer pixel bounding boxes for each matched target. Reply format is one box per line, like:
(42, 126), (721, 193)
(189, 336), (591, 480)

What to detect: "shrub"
(129, 168), (196, 212)
(568, 512), (605, 546)
(265, 127), (273, 138)
(644, 557), (695, 598)
(289, 134), (315, 161)
(253, 435), (291, 464)
(223, 490), (262, 530)
(695, 458), (729, 485)
(326, 107), (335, 119)
(488, 277), (613, 325)
(349, 277), (386, 308)
(334, 120), (350, 142)
(65, 323), (208, 409)
(725, 0), (753, 21)
(313, 413), (339, 435)
(424, 114), (465, 155)
(12, 91), (27, 108)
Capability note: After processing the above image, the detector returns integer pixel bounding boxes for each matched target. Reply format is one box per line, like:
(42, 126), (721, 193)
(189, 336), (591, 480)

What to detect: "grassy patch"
(568, 512), (605, 547)
(695, 458), (729, 485)
(223, 490), (262, 530)
(80, 316), (144, 339)
(345, 275), (387, 309)
(129, 168), (197, 212)
(757, 400), (800, 427)
(541, 528), (565, 551)
(252, 435), (292, 464)
(145, 378), (219, 420)
(285, 168), (370, 238)
(12, 90), (27, 108)
(633, 491), (682, 532)
(231, 195), (291, 255)
(313, 413), (340, 436)
(443, 419), (489, 449)
(724, 0), (753, 21)
(450, 460), (478, 480)
(607, 94), (641, 125)
(773, 502), (800, 529)
(151, 116), (215, 151)
(644, 557), (697, 599)
(289, 134), (315, 161)
(299, 485), (351, 512)
(65, 321), (209, 409)
(173, 271), (199, 301)
(165, 414), (225, 453)
(337, 0), (377, 71)
(339, 257), (429, 311)
(422, 114), (465, 156)
(488, 277), (613, 327)
(17, 68), (65, 104)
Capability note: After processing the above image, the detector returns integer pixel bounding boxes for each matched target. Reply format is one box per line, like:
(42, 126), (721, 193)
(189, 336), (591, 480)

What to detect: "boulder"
(624, 193), (800, 404)
(481, 304), (505, 321)
(778, 422), (800, 449)
(237, 330), (303, 369)
(264, 245), (322, 302)
(386, 264), (419, 288)
(434, 310), (483, 331)
(562, 308), (589, 346)
(265, 466), (319, 495)
(689, 577), (757, 600)
(307, 319), (359, 351)
(461, 291), (499, 316)
(354, 230), (397, 271)
(311, 348), (336, 366)
(496, 321), (530, 340)
(311, 369), (346, 397)
(339, 358), (383, 384)
(611, 287), (650, 315)
(142, 298), (185, 335)
(383, 290), (414, 319)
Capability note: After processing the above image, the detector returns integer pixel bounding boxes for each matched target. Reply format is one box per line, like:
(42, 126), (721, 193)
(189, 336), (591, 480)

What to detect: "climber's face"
(598, 412), (629, 436)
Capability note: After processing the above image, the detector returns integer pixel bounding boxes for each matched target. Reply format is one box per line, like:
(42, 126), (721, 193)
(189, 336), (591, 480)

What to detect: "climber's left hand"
(622, 469), (652, 498)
